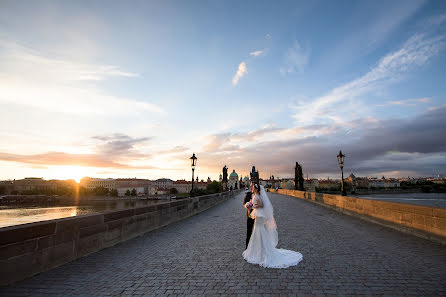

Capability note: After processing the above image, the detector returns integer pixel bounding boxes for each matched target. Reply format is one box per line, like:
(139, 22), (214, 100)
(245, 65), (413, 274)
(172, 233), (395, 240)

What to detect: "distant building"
(173, 179), (208, 194)
(173, 180), (192, 193)
(276, 178), (294, 189)
(346, 173), (370, 190)
(152, 178), (173, 190)
(80, 177), (116, 190)
(13, 178), (61, 192)
(115, 178), (153, 197)
(384, 179), (400, 188)
(156, 188), (170, 195)
(227, 170), (239, 189)
(431, 178), (446, 184)
(318, 179), (340, 190)
(80, 177), (154, 196)
(368, 177), (385, 188)
(0, 178), (76, 194)
(304, 179), (319, 192)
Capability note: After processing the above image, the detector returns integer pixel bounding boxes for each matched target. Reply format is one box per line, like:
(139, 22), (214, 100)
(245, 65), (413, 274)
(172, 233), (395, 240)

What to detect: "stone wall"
(0, 191), (239, 286)
(273, 189), (446, 245)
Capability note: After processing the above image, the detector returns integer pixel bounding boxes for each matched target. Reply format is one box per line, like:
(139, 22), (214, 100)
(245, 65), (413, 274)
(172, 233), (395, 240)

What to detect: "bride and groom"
(242, 183), (303, 268)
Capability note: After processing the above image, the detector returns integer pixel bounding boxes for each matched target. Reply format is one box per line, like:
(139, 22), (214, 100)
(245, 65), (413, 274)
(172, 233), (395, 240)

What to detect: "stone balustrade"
(272, 189), (446, 245)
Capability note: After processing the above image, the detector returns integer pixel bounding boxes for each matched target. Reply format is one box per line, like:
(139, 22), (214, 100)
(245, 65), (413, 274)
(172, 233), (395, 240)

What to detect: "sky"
(0, 0), (445, 182)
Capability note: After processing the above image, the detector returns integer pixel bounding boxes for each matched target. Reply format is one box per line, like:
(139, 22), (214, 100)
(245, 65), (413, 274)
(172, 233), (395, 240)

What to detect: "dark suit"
(243, 191), (255, 248)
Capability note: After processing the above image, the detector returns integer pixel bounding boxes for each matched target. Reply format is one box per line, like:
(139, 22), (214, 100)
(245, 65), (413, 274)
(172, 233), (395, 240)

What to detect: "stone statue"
(222, 166), (228, 183)
(222, 166), (228, 191)
(294, 162), (305, 191)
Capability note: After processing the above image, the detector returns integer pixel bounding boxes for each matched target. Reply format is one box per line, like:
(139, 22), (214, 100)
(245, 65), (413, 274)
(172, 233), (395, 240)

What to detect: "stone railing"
(272, 189), (446, 245)
(0, 190), (241, 286)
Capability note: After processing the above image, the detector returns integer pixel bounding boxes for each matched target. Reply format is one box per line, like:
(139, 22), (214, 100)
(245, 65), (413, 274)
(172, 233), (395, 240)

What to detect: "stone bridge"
(1, 192), (445, 296)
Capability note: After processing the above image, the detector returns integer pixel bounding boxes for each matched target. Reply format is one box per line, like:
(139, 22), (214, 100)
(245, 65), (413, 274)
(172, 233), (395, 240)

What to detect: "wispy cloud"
(92, 133), (151, 157)
(292, 30), (446, 125)
(231, 48), (266, 86)
(197, 105), (446, 178)
(249, 50), (264, 56)
(0, 133), (156, 169)
(0, 151), (157, 169)
(378, 97), (430, 107)
(232, 61), (248, 86)
(280, 40), (310, 74)
(0, 40), (165, 116)
(156, 146), (189, 155)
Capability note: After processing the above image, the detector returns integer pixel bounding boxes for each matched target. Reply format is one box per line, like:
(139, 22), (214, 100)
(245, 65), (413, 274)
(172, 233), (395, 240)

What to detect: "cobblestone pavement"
(1, 192), (446, 297)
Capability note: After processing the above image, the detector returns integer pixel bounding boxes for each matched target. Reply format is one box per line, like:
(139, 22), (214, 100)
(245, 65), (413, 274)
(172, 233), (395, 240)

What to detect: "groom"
(243, 183), (255, 248)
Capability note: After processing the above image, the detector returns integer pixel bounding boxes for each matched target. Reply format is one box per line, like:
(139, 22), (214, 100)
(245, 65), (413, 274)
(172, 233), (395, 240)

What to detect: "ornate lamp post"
(190, 153), (197, 197)
(337, 150), (346, 196)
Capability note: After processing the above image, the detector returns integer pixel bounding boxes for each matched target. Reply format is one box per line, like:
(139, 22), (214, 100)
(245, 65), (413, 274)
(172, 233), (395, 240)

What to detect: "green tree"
(110, 189), (118, 197)
(79, 186), (92, 196)
(0, 186), (6, 195)
(93, 186), (109, 196)
(125, 189), (131, 196)
(130, 188), (137, 196)
(206, 181), (223, 194)
(190, 188), (207, 197)
(170, 187), (178, 194)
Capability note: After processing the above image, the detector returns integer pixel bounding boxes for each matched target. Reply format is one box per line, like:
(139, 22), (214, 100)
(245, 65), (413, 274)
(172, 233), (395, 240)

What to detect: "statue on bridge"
(294, 162), (305, 191)
(222, 165), (228, 190)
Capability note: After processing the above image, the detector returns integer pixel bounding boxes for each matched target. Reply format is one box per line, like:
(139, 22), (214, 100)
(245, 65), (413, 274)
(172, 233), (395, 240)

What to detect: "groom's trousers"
(246, 217), (255, 248)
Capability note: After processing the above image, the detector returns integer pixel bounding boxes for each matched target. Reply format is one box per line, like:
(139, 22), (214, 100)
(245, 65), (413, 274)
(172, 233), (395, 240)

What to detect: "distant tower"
(250, 166), (259, 186)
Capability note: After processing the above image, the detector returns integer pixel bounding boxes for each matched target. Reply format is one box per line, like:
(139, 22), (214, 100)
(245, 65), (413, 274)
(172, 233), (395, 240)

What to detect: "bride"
(242, 184), (303, 268)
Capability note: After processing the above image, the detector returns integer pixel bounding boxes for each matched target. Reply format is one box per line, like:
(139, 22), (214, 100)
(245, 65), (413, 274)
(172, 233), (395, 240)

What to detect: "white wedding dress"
(242, 186), (303, 268)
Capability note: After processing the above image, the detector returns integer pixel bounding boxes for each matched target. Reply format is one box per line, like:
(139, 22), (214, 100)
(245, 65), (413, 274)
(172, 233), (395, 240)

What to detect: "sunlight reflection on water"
(0, 200), (165, 228)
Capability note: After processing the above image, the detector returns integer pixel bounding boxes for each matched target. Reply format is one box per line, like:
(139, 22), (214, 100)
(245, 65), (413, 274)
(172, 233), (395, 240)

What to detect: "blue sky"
(0, 0), (445, 181)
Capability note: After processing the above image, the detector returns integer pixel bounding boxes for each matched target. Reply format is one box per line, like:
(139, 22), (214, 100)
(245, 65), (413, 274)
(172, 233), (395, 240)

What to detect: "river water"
(0, 199), (166, 228)
(356, 192), (446, 208)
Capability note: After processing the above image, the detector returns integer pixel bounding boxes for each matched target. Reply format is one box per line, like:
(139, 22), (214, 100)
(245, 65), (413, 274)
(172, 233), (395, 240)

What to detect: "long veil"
(259, 185), (278, 247)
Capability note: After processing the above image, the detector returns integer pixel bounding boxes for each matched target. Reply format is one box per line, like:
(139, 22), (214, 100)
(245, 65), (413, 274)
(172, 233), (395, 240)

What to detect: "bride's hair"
(253, 183), (260, 192)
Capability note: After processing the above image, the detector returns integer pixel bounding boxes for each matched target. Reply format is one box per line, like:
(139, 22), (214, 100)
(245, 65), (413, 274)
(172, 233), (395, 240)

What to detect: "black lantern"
(190, 153), (197, 196)
(337, 150), (346, 196)
(337, 150), (345, 168)
(190, 153), (197, 168)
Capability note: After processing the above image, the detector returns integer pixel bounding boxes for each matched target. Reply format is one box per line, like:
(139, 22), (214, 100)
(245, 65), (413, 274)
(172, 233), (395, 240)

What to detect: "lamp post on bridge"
(337, 150), (346, 196)
(190, 153), (197, 197)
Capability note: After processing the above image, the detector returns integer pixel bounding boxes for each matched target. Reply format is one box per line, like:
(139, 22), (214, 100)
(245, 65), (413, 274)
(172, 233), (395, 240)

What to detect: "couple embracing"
(242, 183), (303, 268)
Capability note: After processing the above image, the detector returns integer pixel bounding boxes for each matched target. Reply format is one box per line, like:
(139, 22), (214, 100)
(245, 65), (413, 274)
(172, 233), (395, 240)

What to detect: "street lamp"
(190, 153), (197, 197)
(337, 150), (346, 196)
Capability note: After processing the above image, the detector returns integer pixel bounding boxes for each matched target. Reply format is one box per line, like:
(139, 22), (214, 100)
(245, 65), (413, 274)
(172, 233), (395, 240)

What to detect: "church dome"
(229, 170), (238, 179)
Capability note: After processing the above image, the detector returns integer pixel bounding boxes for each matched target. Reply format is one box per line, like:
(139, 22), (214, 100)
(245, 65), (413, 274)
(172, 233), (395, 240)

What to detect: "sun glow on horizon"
(48, 165), (89, 183)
